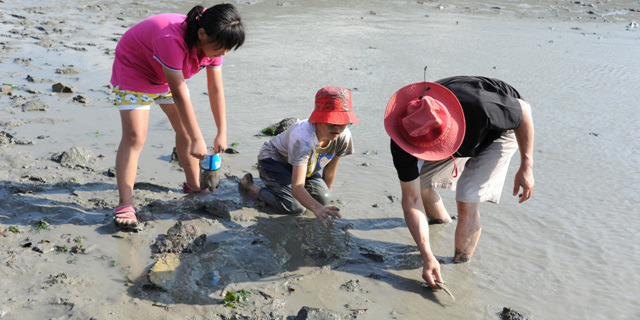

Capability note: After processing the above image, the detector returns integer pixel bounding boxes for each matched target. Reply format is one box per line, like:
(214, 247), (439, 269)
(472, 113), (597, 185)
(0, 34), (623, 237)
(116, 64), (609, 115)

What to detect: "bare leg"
(453, 201), (481, 263)
(421, 188), (452, 224)
(160, 103), (201, 190)
(115, 109), (149, 209)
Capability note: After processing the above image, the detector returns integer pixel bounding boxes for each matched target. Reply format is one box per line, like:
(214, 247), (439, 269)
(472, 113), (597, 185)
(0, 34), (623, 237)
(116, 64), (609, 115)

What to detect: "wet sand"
(1, 0), (639, 319)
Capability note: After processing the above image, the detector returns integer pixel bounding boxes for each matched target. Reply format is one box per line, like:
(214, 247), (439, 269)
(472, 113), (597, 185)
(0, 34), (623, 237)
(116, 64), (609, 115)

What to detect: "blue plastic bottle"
(199, 150), (221, 191)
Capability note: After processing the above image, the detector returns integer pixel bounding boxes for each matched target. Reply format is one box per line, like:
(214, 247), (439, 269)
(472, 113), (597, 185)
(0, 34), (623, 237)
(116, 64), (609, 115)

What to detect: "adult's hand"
(422, 256), (444, 289)
(513, 166), (534, 203)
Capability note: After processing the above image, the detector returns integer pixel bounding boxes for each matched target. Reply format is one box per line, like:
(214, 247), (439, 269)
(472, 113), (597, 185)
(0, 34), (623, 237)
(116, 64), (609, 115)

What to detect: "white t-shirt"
(258, 120), (354, 177)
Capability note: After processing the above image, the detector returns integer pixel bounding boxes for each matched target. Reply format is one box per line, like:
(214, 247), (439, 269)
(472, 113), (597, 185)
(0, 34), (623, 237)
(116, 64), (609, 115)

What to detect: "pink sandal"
(182, 182), (207, 194)
(113, 205), (139, 229)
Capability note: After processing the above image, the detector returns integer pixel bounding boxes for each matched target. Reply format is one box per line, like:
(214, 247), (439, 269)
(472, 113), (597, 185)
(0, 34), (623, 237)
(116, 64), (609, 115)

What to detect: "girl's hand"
(213, 133), (227, 154)
(191, 138), (207, 160)
(312, 205), (342, 228)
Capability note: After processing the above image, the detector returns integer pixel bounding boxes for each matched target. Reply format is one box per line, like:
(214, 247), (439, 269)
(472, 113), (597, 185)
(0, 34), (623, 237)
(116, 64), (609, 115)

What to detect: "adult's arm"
(513, 99), (535, 203)
(163, 68), (206, 160)
(291, 165), (341, 227)
(321, 156), (341, 190)
(206, 67), (227, 154)
(400, 178), (443, 289)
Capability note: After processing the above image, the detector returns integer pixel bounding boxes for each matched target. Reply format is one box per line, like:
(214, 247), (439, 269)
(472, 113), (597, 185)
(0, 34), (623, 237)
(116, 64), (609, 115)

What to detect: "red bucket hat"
(309, 86), (358, 125)
(384, 82), (466, 161)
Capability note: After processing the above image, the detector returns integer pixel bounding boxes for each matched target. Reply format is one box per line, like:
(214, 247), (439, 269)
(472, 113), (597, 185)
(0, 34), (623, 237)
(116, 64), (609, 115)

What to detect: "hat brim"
(308, 111), (358, 125)
(384, 82), (465, 161)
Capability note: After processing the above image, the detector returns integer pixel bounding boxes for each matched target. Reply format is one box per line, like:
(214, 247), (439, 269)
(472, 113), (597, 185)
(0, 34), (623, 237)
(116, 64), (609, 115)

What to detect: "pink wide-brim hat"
(309, 86), (358, 125)
(384, 82), (465, 161)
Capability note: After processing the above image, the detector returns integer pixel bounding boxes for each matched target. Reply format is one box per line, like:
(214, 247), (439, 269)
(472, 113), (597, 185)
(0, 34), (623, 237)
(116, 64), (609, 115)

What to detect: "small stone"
(52, 82), (74, 93)
(500, 307), (528, 320)
(72, 95), (87, 103)
(340, 279), (361, 292)
(33, 245), (54, 254)
(295, 306), (346, 320)
(50, 146), (96, 169)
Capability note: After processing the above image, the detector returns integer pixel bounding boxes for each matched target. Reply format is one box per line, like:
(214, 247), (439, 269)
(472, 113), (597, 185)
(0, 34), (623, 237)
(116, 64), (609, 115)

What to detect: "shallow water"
(2, 0), (640, 318)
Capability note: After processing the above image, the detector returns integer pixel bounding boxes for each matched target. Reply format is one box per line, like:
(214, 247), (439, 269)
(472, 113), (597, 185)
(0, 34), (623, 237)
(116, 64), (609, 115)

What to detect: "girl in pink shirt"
(110, 4), (245, 229)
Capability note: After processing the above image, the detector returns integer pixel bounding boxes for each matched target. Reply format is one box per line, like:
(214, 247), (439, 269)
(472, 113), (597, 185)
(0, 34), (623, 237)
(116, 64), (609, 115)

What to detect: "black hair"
(184, 3), (245, 51)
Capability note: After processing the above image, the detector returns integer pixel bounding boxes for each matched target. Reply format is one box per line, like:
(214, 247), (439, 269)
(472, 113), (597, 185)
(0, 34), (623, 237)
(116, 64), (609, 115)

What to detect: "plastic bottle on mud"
(199, 149), (221, 191)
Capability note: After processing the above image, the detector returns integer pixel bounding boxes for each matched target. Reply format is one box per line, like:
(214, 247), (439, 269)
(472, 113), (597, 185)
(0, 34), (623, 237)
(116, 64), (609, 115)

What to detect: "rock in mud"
(50, 146), (97, 170)
(0, 131), (17, 146)
(55, 67), (82, 75)
(52, 82), (74, 93)
(148, 253), (181, 290)
(151, 221), (207, 254)
(295, 306), (352, 320)
(340, 279), (361, 292)
(262, 117), (299, 136)
(21, 100), (49, 112)
(32, 244), (54, 254)
(105, 167), (116, 177)
(500, 307), (528, 320)
(72, 95), (87, 103)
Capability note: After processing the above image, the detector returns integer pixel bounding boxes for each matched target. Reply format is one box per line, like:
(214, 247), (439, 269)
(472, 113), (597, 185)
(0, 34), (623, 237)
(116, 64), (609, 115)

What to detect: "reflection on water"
(114, 234), (146, 283)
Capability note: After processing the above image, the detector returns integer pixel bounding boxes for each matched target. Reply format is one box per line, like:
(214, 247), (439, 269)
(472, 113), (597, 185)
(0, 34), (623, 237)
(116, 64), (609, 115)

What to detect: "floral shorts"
(113, 85), (175, 111)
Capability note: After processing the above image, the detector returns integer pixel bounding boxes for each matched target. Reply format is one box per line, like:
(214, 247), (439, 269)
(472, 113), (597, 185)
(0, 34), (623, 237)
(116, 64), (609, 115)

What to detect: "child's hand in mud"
(313, 205), (342, 228)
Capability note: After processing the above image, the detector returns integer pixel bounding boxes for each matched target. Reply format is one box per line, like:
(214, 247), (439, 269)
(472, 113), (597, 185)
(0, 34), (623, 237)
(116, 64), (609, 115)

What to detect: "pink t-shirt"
(110, 13), (223, 93)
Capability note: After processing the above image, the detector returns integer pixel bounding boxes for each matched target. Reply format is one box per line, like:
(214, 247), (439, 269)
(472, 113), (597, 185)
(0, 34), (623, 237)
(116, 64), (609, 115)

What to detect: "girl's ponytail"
(184, 3), (245, 51)
(184, 5), (205, 49)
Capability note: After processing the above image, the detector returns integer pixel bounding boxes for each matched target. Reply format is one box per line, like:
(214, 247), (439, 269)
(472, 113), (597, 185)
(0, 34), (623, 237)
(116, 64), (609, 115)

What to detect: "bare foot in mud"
(238, 173), (260, 197)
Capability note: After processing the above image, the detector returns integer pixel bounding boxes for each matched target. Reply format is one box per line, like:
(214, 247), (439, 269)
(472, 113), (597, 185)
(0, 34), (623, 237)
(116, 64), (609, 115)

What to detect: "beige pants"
(419, 130), (518, 204)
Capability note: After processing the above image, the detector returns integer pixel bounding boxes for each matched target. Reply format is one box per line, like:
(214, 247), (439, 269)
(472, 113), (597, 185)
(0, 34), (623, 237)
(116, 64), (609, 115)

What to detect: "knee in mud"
(312, 190), (332, 206)
(286, 201), (306, 215)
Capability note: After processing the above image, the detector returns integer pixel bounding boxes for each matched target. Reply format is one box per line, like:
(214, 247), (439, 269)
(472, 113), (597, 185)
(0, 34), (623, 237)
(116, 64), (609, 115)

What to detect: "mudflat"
(1, 0), (638, 319)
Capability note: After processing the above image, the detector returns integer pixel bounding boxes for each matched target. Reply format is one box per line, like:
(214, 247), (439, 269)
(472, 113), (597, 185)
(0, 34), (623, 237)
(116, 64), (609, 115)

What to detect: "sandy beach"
(1, 0), (639, 319)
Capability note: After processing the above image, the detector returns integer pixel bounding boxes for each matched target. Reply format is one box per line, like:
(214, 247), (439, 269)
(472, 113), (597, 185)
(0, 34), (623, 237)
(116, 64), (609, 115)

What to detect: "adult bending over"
(384, 76), (534, 288)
